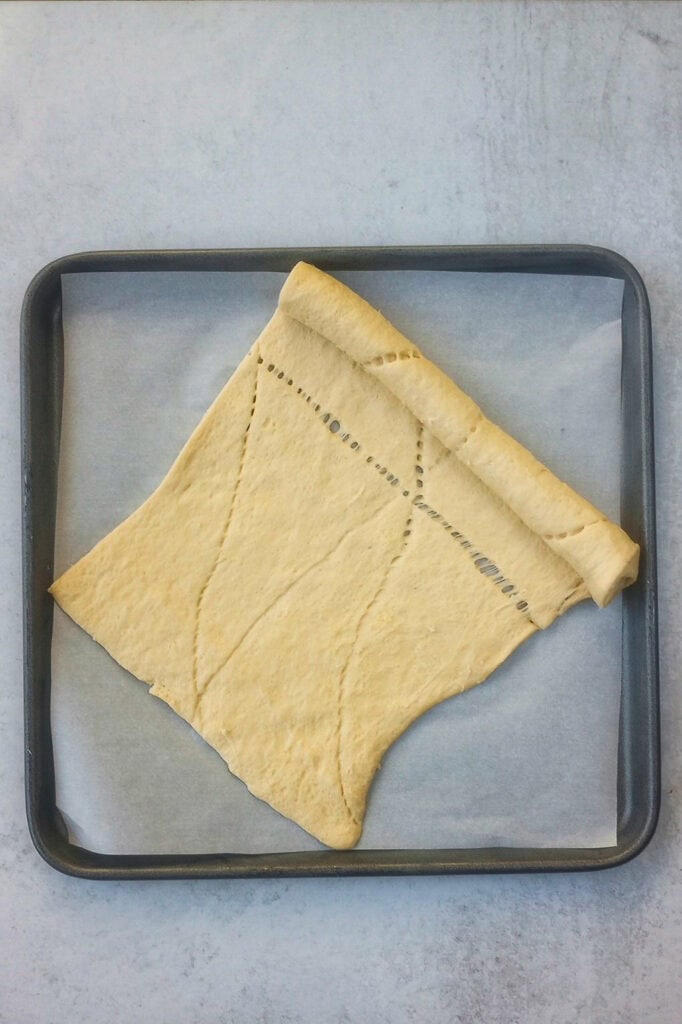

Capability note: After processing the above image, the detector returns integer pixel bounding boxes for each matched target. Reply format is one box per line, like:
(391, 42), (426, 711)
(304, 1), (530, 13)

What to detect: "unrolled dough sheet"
(52, 268), (624, 853)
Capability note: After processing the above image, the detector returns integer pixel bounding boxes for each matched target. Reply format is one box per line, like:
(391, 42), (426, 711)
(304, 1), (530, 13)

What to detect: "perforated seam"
(363, 349), (421, 367)
(543, 519), (604, 541)
(265, 359), (534, 619)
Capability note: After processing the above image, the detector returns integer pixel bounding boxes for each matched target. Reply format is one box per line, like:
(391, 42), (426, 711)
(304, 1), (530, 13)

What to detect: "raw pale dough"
(50, 263), (639, 849)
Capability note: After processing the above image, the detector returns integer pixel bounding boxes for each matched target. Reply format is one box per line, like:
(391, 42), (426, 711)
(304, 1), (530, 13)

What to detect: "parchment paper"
(52, 269), (625, 853)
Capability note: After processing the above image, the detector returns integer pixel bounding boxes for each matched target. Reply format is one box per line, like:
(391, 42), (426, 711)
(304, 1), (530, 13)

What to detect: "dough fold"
(280, 262), (639, 607)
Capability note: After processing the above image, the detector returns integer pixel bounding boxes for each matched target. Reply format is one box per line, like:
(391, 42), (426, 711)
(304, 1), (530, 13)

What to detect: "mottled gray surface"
(1, 2), (680, 1022)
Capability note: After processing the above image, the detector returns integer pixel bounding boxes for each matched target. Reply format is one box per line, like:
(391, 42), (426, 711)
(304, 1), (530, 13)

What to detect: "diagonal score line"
(194, 499), (403, 726)
(191, 354), (261, 710)
(333, 420), (423, 825)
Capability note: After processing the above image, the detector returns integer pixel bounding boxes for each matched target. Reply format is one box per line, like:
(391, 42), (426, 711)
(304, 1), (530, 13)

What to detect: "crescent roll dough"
(50, 263), (639, 849)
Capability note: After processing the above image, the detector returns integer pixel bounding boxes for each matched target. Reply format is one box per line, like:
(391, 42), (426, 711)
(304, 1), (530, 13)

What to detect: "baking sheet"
(51, 269), (625, 854)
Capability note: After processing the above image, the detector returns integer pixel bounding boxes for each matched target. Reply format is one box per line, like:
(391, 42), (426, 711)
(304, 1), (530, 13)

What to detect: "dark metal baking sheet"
(21, 246), (659, 879)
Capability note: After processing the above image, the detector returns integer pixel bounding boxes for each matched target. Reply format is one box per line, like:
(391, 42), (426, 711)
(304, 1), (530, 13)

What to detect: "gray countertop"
(2, 2), (680, 1021)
